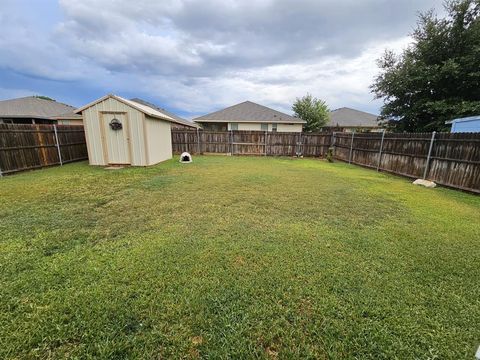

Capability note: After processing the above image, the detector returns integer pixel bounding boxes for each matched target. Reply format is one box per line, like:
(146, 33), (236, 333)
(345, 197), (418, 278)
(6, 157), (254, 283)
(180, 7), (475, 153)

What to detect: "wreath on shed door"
(109, 118), (123, 130)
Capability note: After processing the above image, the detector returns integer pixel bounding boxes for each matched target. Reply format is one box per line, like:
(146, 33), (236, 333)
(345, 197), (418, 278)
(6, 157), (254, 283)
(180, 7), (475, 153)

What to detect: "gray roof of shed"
(193, 101), (305, 124)
(326, 107), (379, 128)
(0, 96), (77, 119)
(130, 98), (198, 128)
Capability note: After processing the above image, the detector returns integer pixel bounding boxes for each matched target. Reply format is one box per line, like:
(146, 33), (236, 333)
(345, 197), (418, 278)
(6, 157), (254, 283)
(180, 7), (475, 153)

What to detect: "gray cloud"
(1, 0), (445, 116)
(57, 0), (442, 76)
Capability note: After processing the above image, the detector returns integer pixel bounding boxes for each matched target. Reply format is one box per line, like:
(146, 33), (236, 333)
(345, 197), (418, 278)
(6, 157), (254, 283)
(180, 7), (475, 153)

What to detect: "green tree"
(292, 94), (329, 132)
(34, 95), (56, 101)
(372, 0), (480, 132)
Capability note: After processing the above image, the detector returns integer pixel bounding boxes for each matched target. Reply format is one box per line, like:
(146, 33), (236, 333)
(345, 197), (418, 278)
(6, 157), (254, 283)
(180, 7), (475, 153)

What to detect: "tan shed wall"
(144, 115), (173, 165)
(82, 97), (147, 166)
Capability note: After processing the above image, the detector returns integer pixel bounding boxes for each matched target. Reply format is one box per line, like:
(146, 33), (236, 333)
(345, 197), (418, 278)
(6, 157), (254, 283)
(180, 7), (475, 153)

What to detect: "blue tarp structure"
(447, 115), (480, 133)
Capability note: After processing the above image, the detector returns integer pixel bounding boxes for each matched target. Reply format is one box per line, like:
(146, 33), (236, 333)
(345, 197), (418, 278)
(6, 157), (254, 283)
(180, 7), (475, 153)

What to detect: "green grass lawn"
(0, 156), (479, 359)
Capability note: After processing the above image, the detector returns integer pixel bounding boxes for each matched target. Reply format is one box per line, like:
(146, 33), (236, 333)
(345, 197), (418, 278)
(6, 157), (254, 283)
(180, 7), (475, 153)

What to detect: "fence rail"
(0, 124), (88, 175)
(172, 130), (480, 193)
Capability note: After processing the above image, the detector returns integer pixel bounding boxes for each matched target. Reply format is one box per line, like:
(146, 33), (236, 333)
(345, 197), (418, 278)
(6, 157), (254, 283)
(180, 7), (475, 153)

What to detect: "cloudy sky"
(0, 0), (444, 118)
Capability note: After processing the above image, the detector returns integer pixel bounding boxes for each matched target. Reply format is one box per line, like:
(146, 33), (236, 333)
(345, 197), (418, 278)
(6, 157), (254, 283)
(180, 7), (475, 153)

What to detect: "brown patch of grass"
(233, 255), (246, 267)
(191, 336), (203, 346)
(265, 346), (278, 359)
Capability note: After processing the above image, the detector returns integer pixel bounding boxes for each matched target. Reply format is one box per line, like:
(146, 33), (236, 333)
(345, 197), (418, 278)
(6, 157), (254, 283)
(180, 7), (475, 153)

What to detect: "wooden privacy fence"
(333, 131), (480, 193)
(172, 130), (332, 157)
(0, 124), (88, 175)
(172, 129), (480, 193)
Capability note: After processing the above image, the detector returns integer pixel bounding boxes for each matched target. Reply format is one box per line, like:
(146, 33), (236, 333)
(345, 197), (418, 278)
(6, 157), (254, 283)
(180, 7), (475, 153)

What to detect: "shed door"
(102, 113), (131, 165)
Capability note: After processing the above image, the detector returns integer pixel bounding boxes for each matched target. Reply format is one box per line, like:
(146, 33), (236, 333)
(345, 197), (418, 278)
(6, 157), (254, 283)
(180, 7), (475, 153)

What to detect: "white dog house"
(75, 94), (192, 166)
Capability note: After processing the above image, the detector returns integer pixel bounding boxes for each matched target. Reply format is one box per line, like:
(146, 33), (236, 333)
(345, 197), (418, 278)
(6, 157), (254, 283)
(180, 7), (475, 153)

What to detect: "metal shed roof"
(193, 101), (305, 124)
(130, 98), (198, 128)
(445, 115), (480, 124)
(75, 94), (191, 127)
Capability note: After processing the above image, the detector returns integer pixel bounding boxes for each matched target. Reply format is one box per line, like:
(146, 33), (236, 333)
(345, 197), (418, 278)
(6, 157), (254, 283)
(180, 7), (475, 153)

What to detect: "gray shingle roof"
(326, 107), (379, 128)
(0, 96), (77, 119)
(193, 101), (305, 124)
(130, 98), (198, 128)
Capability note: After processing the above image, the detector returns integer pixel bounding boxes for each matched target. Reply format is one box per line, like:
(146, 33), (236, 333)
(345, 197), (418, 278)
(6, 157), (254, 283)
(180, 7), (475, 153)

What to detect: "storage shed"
(75, 94), (193, 166)
(446, 115), (480, 133)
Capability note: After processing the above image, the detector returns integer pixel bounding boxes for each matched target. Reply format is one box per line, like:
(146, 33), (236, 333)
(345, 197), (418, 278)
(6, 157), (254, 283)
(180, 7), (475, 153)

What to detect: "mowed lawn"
(0, 156), (479, 359)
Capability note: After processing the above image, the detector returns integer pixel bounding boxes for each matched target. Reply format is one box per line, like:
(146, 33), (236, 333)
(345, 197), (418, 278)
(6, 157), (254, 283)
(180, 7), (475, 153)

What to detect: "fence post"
(348, 131), (355, 164)
(196, 128), (200, 154)
(376, 129), (386, 171)
(423, 131), (436, 180)
(332, 132), (336, 157)
(53, 124), (63, 166)
(297, 132), (303, 156)
(264, 130), (267, 156)
(230, 130), (233, 155)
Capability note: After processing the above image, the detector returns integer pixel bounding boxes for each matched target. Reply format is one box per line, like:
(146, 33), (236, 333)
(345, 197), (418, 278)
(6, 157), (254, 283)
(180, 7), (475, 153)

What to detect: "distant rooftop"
(326, 107), (379, 128)
(0, 96), (78, 119)
(194, 101), (305, 124)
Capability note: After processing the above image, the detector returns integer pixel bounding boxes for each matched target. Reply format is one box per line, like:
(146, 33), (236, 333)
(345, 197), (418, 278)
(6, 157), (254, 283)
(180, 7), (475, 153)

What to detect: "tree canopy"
(372, 0), (480, 132)
(292, 94), (329, 132)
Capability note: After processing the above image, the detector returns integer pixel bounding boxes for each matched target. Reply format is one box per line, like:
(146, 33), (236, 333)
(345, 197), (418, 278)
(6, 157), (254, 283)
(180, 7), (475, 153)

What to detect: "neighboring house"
(130, 98), (199, 129)
(446, 115), (480, 133)
(324, 107), (381, 132)
(193, 101), (306, 132)
(0, 96), (82, 125)
(75, 94), (194, 167)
